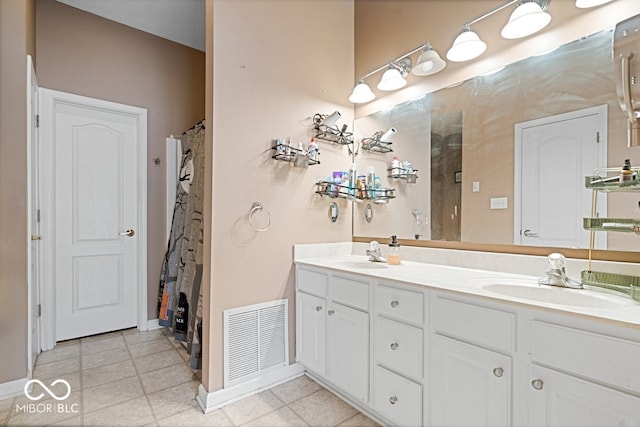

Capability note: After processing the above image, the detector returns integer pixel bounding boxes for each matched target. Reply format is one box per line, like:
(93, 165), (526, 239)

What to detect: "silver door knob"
(327, 309), (335, 316)
(523, 229), (539, 238)
(315, 306), (322, 312)
(531, 379), (544, 390)
(389, 396), (398, 405)
(390, 343), (399, 351)
(390, 300), (399, 308)
(119, 229), (135, 237)
(493, 367), (504, 377)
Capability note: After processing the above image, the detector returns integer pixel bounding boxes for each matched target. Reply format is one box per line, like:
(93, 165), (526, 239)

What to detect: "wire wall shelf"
(314, 181), (395, 204)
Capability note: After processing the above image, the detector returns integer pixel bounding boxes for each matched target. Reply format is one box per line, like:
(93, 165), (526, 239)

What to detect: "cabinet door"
(430, 334), (511, 427)
(529, 365), (640, 427)
(297, 292), (325, 375)
(326, 302), (369, 403)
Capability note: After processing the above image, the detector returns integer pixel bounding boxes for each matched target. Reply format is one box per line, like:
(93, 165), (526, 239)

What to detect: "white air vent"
(223, 299), (288, 388)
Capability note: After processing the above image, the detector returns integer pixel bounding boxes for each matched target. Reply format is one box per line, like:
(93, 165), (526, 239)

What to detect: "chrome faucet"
(366, 241), (387, 263)
(538, 253), (583, 289)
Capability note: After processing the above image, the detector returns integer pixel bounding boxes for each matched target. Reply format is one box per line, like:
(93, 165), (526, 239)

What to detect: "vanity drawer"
(375, 284), (424, 324)
(433, 295), (515, 352)
(375, 316), (423, 380)
(330, 274), (369, 311)
(297, 267), (328, 297)
(531, 321), (640, 394)
(374, 366), (422, 427)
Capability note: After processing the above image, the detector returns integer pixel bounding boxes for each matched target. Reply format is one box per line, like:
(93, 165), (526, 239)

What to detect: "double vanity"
(294, 244), (640, 426)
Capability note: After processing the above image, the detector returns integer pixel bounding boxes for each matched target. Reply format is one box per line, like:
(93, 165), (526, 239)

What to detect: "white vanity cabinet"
(429, 294), (514, 427)
(527, 320), (640, 426)
(295, 260), (640, 427)
(296, 267), (370, 403)
(372, 283), (426, 427)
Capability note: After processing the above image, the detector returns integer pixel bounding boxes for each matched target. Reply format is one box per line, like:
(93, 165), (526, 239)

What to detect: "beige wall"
(204, 0), (354, 391)
(35, 0), (205, 321)
(0, 0), (36, 385)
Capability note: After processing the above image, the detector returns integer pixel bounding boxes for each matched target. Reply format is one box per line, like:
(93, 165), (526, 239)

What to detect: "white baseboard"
(197, 362), (305, 413)
(146, 319), (163, 330)
(0, 377), (28, 401)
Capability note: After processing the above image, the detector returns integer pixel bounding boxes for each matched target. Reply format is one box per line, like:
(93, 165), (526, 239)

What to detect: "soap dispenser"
(388, 235), (401, 265)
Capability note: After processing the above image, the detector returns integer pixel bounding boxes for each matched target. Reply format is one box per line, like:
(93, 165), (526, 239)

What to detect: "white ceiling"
(57, 0), (205, 51)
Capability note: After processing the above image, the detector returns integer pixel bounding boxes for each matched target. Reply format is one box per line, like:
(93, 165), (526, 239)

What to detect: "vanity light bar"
(350, 0), (557, 104)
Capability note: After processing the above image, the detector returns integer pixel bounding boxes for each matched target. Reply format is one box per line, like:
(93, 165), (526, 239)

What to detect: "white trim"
(146, 319), (163, 330)
(513, 104), (608, 248)
(38, 88), (148, 348)
(197, 363), (305, 413)
(0, 377), (29, 400)
(26, 54), (40, 374)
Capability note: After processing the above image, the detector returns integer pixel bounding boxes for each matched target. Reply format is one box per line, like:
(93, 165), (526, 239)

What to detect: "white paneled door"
(514, 105), (607, 249)
(40, 89), (147, 343)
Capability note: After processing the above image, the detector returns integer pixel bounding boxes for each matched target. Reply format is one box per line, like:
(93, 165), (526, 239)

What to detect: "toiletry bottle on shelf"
(285, 137), (292, 158)
(620, 158), (633, 183)
(387, 235), (401, 265)
(348, 163), (357, 196)
(307, 139), (319, 162)
(367, 166), (376, 197)
(341, 172), (350, 195)
(391, 156), (400, 176)
(333, 171), (342, 196)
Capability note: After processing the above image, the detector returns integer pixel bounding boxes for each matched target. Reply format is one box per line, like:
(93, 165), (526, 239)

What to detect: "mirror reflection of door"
(431, 111), (462, 241)
(514, 106), (607, 249)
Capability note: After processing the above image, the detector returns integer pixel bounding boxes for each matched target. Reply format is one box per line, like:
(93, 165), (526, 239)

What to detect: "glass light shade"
(446, 29), (487, 62)
(501, 2), (551, 39)
(377, 67), (407, 91)
(575, 0), (613, 7)
(348, 81), (375, 103)
(412, 48), (447, 76)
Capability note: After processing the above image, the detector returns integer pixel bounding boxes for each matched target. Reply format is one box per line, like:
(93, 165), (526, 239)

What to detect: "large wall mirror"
(352, 27), (640, 258)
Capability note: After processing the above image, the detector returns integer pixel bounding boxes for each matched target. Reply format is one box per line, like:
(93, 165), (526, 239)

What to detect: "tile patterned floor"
(0, 328), (379, 427)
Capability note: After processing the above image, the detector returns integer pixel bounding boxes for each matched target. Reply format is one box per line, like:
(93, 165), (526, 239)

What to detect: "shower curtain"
(158, 119), (205, 370)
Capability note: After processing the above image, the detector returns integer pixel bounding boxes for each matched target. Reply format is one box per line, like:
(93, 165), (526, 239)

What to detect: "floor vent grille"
(223, 299), (288, 388)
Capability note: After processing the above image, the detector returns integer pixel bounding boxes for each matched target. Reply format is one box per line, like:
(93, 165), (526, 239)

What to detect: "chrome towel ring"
(248, 202), (271, 232)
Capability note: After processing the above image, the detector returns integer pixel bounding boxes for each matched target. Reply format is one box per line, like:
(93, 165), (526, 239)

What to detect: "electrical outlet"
(490, 197), (508, 209)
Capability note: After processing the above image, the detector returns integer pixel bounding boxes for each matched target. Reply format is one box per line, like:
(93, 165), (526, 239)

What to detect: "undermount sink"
(335, 260), (388, 269)
(480, 282), (620, 309)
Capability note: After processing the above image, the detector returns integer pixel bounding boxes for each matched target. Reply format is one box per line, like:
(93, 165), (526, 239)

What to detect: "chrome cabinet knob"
(119, 229), (135, 237)
(390, 343), (399, 351)
(327, 309), (335, 316)
(523, 229), (539, 238)
(493, 367), (504, 377)
(31, 234), (42, 241)
(531, 379), (544, 390)
(315, 306), (322, 312)
(390, 300), (399, 308)
(389, 396), (398, 405)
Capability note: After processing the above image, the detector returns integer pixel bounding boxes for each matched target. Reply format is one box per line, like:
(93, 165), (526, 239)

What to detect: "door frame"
(513, 104), (608, 247)
(38, 88), (148, 350)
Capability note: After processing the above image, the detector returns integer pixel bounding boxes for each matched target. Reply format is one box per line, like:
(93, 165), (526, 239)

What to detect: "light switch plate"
(472, 181), (480, 192)
(490, 197), (508, 209)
